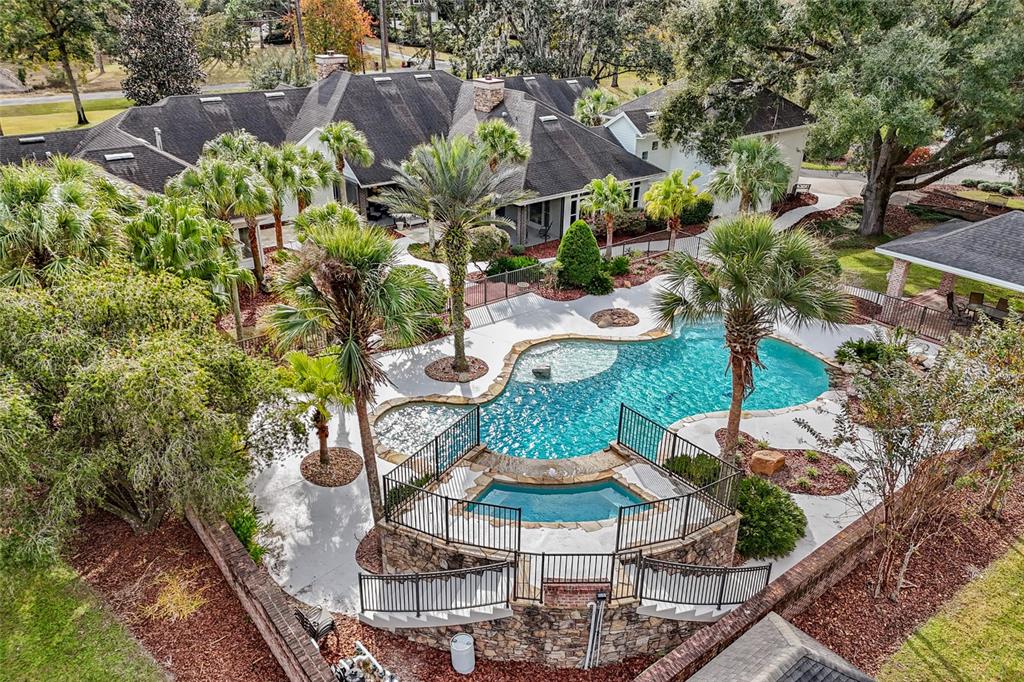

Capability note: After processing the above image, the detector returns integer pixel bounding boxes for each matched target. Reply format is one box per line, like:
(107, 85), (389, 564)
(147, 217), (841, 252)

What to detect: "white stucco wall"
(283, 129), (359, 222)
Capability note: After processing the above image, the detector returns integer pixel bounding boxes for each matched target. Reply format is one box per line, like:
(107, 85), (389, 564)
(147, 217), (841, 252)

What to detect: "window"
(631, 184), (641, 208)
(641, 151), (649, 160)
(652, 140), (659, 151)
(569, 197), (579, 224)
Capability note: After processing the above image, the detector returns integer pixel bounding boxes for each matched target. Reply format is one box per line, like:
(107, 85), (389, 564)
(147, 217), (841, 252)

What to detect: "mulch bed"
(322, 616), (655, 682)
(792, 480), (1024, 675)
(915, 184), (1012, 220)
(720, 429), (855, 496)
(522, 224), (706, 260)
(772, 192), (819, 215)
(425, 356), (488, 382)
(355, 527), (383, 574)
(69, 513), (287, 682)
(590, 308), (640, 328)
(300, 448), (363, 487)
(531, 285), (587, 301)
(793, 197), (929, 237)
(613, 257), (665, 287)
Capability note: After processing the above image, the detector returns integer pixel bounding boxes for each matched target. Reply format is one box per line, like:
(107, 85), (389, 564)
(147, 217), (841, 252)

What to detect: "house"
(0, 59), (661, 248)
(603, 80), (813, 214)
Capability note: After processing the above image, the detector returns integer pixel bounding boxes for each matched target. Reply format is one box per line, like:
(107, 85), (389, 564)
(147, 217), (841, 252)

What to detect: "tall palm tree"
(292, 146), (338, 214)
(573, 88), (619, 126)
(125, 195), (255, 338)
(580, 174), (630, 258)
(707, 137), (791, 213)
(0, 156), (139, 287)
(279, 349), (353, 468)
(654, 214), (852, 454)
(643, 169), (703, 252)
(319, 121), (375, 205)
(378, 135), (531, 375)
(255, 144), (299, 251)
(264, 203), (443, 521)
(474, 119), (531, 172)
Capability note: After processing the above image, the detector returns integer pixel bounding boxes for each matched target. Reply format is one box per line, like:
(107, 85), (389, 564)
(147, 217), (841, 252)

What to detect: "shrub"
(665, 453), (722, 488)
(679, 193), (714, 225)
(486, 255), (539, 276)
(556, 220), (603, 288)
(978, 182), (998, 192)
(999, 186), (1015, 197)
(247, 49), (313, 90)
(584, 271), (614, 295)
(835, 463), (856, 480)
(755, 438), (771, 450)
(835, 331), (908, 367)
(805, 466), (820, 479)
(796, 476), (812, 490)
(960, 178), (980, 188)
(469, 225), (511, 264)
(736, 477), (807, 559)
(804, 450), (820, 462)
(616, 209), (649, 236)
(226, 503), (271, 564)
(603, 255), (631, 276)
(510, 244), (527, 256)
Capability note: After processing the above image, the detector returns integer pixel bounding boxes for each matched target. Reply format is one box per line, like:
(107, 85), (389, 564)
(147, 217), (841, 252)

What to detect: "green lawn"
(879, 541), (1024, 682)
(0, 561), (165, 682)
(955, 189), (1024, 210)
(0, 97), (132, 136)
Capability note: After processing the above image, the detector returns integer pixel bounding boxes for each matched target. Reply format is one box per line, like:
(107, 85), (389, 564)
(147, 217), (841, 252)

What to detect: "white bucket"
(450, 633), (475, 675)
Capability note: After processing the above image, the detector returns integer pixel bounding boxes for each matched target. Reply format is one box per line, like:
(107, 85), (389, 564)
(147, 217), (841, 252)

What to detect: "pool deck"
(251, 271), (903, 614)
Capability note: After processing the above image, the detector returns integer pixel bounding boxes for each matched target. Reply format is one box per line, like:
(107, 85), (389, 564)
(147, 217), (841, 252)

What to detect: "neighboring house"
(603, 81), (813, 215)
(689, 612), (874, 682)
(0, 62), (661, 248)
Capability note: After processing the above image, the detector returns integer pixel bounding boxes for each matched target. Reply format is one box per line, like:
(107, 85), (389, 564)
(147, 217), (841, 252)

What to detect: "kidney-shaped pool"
(375, 321), (829, 460)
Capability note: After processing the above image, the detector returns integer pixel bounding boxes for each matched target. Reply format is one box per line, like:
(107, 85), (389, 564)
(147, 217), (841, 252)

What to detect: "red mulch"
(532, 285), (588, 301)
(793, 197), (930, 237)
(355, 527), (383, 574)
(69, 513), (287, 682)
(791, 480), (1024, 675)
(772, 192), (819, 215)
(215, 250), (286, 335)
(915, 184), (1012, 220)
(613, 257), (665, 288)
(322, 617), (655, 681)
(719, 429), (855, 496)
(522, 224), (706, 259)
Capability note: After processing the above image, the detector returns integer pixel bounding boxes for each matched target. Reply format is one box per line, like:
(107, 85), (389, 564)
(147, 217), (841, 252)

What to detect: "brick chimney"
(315, 51), (349, 80)
(473, 77), (505, 113)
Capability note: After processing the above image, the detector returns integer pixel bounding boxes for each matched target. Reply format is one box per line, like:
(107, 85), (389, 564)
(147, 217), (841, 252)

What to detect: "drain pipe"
(581, 591), (608, 669)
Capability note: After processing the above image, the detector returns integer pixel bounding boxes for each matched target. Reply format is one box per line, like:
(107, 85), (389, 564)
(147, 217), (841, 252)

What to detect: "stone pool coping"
(373, 324), (840, 466)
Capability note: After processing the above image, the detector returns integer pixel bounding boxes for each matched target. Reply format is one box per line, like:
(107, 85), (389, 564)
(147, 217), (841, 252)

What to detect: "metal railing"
(638, 557), (771, 609)
(513, 551), (642, 603)
(384, 407), (481, 489)
(237, 327), (331, 358)
(843, 284), (973, 343)
(358, 562), (513, 615)
(609, 233), (707, 263)
(465, 263), (546, 309)
(615, 404), (741, 552)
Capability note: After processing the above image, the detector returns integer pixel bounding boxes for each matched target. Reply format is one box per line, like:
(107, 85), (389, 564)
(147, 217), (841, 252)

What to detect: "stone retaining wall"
(186, 510), (335, 682)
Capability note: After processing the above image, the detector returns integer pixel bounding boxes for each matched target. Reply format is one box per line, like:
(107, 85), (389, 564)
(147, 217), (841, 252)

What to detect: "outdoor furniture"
(295, 605), (336, 646)
(946, 292), (972, 325)
(996, 297), (1010, 312)
(538, 224), (552, 241)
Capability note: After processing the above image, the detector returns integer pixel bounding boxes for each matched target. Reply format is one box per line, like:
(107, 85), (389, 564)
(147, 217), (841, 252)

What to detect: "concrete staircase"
(635, 600), (739, 623)
(358, 568), (513, 629)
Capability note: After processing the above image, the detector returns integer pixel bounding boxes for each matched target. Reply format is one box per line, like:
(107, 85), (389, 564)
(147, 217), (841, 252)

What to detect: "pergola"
(877, 210), (1024, 299)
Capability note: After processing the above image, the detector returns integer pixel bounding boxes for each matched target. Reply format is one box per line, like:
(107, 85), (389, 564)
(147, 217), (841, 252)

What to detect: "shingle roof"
(875, 212), (1024, 293)
(0, 129), (90, 165)
(607, 79), (812, 135)
(81, 145), (188, 193)
(689, 613), (874, 682)
(502, 74), (597, 116)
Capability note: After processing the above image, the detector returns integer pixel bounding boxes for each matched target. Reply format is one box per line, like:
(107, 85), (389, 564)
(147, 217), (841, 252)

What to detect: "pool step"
(636, 600), (737, 623)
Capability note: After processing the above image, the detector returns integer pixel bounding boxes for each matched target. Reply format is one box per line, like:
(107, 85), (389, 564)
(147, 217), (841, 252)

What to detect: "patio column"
(937, 271), (957, 296)
(355, 186), (369, 216)
(885, 258), (911, 298)
(516, 206), (528, 245)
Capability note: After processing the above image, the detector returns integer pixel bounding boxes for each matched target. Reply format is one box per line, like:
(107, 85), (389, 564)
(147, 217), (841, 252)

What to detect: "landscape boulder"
(750, 450), (786, 476)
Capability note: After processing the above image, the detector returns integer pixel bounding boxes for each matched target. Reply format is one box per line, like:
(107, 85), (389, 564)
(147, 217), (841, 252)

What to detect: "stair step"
(359, 606), (513, 630)
(636, 600), (735, 623)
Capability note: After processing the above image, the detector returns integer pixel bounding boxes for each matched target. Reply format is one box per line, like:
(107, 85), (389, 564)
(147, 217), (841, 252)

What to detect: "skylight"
(414, 74), (432, 80)
(18, 136), (45, 144)
(565, 79), (578, 84)
(103, 152), (135, 161)
(264, 92), (285, 99)
(373, 76), (392, 83)
(646, 111), (659, 118)
(539, 115), (558, 122)
(199, 96), (223, 103)
(523, 76), (537, 81)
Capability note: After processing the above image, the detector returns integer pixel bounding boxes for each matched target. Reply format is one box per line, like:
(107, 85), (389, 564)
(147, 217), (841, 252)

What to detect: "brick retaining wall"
(186, 510), (335, 682)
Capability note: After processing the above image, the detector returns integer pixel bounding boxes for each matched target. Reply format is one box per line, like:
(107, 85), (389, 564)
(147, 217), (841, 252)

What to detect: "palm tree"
(643, 169), (703, 252)
(292, 146), (337, 214)
(474, 119), (531, 172)
(319, 121), (374, 205)
(264, 203), (443, 521)
(653, 214), (852, 454)
(573, 88), (619, 126)
(580, 174), (630, 258)
(255, 144), (299, 250)
(0, 156), (139, 287)
(125, 195), (255, 338)
(378, 135), (531, 375)
(707, 137), (791, 213)
(279, 350), (353, 468)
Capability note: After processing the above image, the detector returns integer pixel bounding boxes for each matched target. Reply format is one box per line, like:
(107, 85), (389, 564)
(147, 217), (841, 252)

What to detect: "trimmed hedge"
(603, 255), (630, 276)
(678, 193), (715, 225)
(557, 219), (603, 287)
(736, 477), (807, 560)
(469, 225), (511, 264)
(485, 255), (539, 276)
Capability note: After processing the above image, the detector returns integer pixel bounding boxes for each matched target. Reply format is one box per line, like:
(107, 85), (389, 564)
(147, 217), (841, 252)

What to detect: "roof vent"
(646, 111), (659, 118)
(199, 96), (223, 103)
(103, 152), (135, 161)
(539, 115), (558, 122)
(523, 76), (537, 81)
(413, 73), (432, 80)
(373, 76), (392, 83)
(264, 91), (285, 99)
(565, 79), (578, 84)
(18, 136), (45, 144)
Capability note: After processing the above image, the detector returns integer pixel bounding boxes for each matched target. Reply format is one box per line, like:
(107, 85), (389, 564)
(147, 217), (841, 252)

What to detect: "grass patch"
(0, 98), (132, 136)
(879, 540), (1024, 681)
(0, 561), (165, 681)
(801, 161), (849, 172)
(955, 189), (1024, 211)
(407, 242), (446, 263)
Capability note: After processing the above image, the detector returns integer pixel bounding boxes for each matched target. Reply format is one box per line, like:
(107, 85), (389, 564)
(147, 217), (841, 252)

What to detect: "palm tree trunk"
(739, 191), (752, 213)
(274, 210), (285, 250)
(246, 217), (267, 291)
(604, 213), (615, 258)
(316, 418), (330, 467)
(445, 227), (470, 374)
(668, 217), (678, 252)
(355, 396), (384, 523)
(230, 281), (244, 340)
(722, 356), (747, 454)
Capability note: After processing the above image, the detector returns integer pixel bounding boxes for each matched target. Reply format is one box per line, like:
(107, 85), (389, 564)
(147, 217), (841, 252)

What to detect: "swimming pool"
(471, 480), (644, 523)
(374, 321), (829, 459)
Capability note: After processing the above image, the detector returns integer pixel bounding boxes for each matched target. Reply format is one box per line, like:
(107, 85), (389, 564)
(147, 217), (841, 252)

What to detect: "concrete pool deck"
(250, 273), (901, 614)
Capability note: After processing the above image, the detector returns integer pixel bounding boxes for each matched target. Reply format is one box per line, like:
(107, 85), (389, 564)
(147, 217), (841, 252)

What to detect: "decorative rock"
(532, 365), (552, 379)
(750, 449), (786, 475)
(841, 362), (858, 375)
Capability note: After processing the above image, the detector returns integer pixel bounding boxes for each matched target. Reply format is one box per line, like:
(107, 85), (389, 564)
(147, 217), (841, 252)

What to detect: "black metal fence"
(607, 233), (707, 263)
(638, 557), (771, 609)
(465, 263), (546, 309)
(843, 284), (972, 343)
(513, 551), (642, 603)
(615, 404), (742, 552)
(237, 327), (331, 359)
(358, 562), (513, 615)
(384, 407), (481, 490)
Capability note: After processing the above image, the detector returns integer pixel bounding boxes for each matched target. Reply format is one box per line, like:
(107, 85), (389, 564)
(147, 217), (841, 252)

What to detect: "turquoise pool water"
(472, 480), (644, 523)
(375, 321), (829, 459)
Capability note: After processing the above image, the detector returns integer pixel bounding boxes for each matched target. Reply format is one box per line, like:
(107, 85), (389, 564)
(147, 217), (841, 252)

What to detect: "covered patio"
(877, 211), (1024, 322)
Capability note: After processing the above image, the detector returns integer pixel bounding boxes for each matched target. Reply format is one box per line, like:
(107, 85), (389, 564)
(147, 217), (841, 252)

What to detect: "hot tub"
(470, 479), (644, 523)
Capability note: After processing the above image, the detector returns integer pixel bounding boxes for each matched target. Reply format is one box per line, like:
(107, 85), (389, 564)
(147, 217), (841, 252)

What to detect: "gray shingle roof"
(607, 79), (812, 135)
(0, 129), (89, 165)
(502, 74), (598, 116)
(875, 212), (1024, 293)
(81, 145), (188, 193)
(689, 613), (873, 682)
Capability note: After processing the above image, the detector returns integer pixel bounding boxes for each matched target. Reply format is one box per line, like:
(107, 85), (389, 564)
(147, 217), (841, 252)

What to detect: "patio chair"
(968, 291), (985, 308)
(538, 224), (552, 241)
(946, 292), (971, 325)
(295, 605), (336, 646)
(996, 297), (1010, 312)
